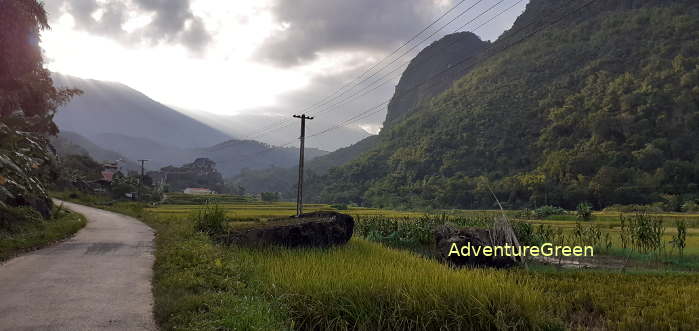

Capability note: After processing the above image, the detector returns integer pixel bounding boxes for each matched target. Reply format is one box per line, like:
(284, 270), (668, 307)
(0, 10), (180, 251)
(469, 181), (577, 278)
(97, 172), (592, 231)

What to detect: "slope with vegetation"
(313, 0), (699, 210)
(231, 32), (490, 193)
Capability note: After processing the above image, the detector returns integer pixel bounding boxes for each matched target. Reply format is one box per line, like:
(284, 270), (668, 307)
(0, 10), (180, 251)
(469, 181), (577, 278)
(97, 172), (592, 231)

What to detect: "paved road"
(0, 200), (156, 331)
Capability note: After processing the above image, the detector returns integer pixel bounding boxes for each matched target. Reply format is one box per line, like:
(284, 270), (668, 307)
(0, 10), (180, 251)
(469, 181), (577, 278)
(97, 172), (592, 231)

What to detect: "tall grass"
(239, 239), (558, 330)
(354, 214), (494, 247)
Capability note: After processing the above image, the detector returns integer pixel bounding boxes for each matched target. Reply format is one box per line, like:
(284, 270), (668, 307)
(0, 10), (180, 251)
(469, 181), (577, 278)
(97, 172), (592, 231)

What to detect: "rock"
(221, 211), (354, 248)
(434, 224), (519, 268)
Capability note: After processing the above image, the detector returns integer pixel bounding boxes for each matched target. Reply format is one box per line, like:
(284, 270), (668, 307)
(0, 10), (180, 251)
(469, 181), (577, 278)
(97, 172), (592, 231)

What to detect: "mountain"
(50, 131), (139, 171)
(173, 107), (373, 152)
(310, 0), (699, 210)
(52, 73), (233, 149)
(51, 74), (329, 176)
(88, 132), (327, 177)
(385, 32), (488, 127)
(230, 32), (489, 192)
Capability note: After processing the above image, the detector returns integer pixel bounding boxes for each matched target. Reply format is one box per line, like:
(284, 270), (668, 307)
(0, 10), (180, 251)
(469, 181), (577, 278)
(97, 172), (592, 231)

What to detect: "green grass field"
(56, 192), (699, 330)
(0, 204), (86, 262)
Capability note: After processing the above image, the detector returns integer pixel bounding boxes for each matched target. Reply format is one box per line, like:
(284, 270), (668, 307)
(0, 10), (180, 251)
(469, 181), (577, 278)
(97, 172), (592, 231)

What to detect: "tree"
(0, 0), (81, 217)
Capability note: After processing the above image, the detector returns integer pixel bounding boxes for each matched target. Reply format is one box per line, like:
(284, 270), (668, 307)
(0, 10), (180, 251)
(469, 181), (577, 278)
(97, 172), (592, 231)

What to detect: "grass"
(238, 239), (556, 330)
(0, 205), (86, 262)
(56, 193), (699, 330)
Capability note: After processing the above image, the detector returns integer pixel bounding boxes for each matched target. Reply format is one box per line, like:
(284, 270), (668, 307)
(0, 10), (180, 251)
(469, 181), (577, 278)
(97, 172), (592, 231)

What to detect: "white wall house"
(183, 188), (214, 195)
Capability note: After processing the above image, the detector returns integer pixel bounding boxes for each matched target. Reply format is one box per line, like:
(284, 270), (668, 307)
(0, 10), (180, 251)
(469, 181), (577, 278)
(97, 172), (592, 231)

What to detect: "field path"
(0, 200), (156, 331)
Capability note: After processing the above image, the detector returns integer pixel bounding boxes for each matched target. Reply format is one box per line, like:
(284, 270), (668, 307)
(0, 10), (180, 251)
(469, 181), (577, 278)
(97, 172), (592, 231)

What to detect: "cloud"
(44, 0), (211, 52)
(257, 0), (450, 67)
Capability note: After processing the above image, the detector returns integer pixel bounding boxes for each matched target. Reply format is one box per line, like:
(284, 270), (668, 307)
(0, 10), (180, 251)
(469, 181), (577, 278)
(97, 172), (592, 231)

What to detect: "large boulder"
(221, 211), (354, 248)
(434, 224), (519, 268)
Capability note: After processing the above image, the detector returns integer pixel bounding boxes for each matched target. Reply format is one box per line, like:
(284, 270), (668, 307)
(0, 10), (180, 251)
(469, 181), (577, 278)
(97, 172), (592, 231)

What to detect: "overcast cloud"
(42, 0), (529, 149)
(45, 0), (211, 52)
(256, 0), (451, 66)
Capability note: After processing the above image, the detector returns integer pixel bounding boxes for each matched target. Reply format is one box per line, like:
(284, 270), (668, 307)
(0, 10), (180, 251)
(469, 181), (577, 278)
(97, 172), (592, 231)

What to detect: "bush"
(533, 205), (567, 219)
(260, 192), (280, 202)
(603, 204), (664, 213)
(193, 204), (227, 235)
(681, 201), (699, 212)
(512, 221), (537, 245)
(576, 202), (593, 221)
(330, 203), (348, 210)
(0, 206), (42, 234)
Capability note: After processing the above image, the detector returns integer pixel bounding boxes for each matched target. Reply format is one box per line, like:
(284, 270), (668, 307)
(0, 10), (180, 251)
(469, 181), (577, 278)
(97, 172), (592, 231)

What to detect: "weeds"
(619, 213), (665, 255)
(192, 204), (227, 235)
(670, 219), (687, 257)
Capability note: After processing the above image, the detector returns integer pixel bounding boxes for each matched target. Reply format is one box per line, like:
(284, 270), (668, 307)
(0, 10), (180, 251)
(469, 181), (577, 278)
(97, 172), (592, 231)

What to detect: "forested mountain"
(231, 32), (489, 192)
(309, 0), (699, 210)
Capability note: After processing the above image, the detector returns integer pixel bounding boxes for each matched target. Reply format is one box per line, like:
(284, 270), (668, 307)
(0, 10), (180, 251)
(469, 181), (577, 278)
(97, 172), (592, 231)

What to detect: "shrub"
(681, 201), (699, 212)
(193, 204), (227, 235)
(669, 219), (687, 257)
(533, 205), (567, 219)
(619, 213), (665, 255)
(0, 206), (42, 234)
(576, 202), (593, 221)
(512, 221), (536, 245)
(330, 203), (348, 210)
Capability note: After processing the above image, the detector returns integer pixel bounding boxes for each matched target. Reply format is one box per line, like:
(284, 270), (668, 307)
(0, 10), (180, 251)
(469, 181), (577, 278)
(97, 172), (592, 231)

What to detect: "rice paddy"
(59, 193), (699, 330)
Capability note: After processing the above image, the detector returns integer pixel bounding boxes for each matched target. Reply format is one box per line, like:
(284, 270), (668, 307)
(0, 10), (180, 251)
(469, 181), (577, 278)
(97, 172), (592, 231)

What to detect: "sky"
(41, 0), (529, 137)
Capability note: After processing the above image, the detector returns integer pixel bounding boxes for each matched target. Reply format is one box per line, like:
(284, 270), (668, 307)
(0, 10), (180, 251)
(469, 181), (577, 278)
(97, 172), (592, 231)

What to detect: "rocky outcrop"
(222, 211), (354, 248)
(385, 32), (488, 127)
(434, 224), (519, 268)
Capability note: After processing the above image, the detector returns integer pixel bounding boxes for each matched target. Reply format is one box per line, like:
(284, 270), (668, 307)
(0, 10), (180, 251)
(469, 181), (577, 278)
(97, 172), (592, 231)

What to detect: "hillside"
(311, 0), (699, 210)
(231, 32), (489, 192)
(88, 132), (327, 177)
(52, 73), (233, 149)
(50, 131), (138, 171)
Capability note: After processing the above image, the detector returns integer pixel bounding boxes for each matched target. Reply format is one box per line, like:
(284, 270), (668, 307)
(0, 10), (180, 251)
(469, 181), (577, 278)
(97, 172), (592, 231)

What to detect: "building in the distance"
(183, 188), (215, 195)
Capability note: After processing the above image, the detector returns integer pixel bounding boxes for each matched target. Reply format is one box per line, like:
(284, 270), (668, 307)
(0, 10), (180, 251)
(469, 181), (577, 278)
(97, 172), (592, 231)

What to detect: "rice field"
(60, 193), (699, 330)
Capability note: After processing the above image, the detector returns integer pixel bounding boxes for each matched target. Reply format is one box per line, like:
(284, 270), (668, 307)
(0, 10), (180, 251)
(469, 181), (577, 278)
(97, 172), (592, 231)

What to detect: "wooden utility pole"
(138, 159), (149, 201)
(293, 114), (313, 216)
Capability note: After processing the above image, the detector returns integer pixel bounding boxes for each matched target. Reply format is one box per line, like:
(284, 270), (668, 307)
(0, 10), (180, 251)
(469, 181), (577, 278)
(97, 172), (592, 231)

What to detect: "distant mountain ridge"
(51, 73), (329, 176)
(52, 73), (233, 149)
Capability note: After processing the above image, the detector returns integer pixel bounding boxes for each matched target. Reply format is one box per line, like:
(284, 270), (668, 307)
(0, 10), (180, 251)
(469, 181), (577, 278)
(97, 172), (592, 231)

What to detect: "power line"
(209, 0), (482, 150)
(210, 0), (596, 166)
(304, 0), (595, 141)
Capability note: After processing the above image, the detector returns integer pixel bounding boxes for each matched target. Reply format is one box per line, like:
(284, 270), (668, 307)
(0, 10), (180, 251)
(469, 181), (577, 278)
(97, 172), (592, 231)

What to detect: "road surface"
(0, 200), (156, 330)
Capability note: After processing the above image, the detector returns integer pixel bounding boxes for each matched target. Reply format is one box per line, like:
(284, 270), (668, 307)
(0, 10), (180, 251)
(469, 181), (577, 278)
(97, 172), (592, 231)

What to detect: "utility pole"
(293, 114), (313, 217)
(138, 159), (149, 201)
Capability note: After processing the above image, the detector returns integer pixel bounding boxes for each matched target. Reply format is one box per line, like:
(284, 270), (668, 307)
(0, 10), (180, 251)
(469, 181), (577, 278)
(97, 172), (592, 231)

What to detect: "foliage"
(354, 214), (494, 247)
(576, 202), (593, 221)
(682, 200), (699, 212)
(330, 203), (348, 210)
(259, 192), (280, 202)
(0, 0), (80, 217)
(533, 205), (567, 219)
(310, 2), (699, 211)
(670, 219), (688, 257)
(0, 204), (85, 261)
(619, 213), (666, 254)
(192, 204), (227, 235)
